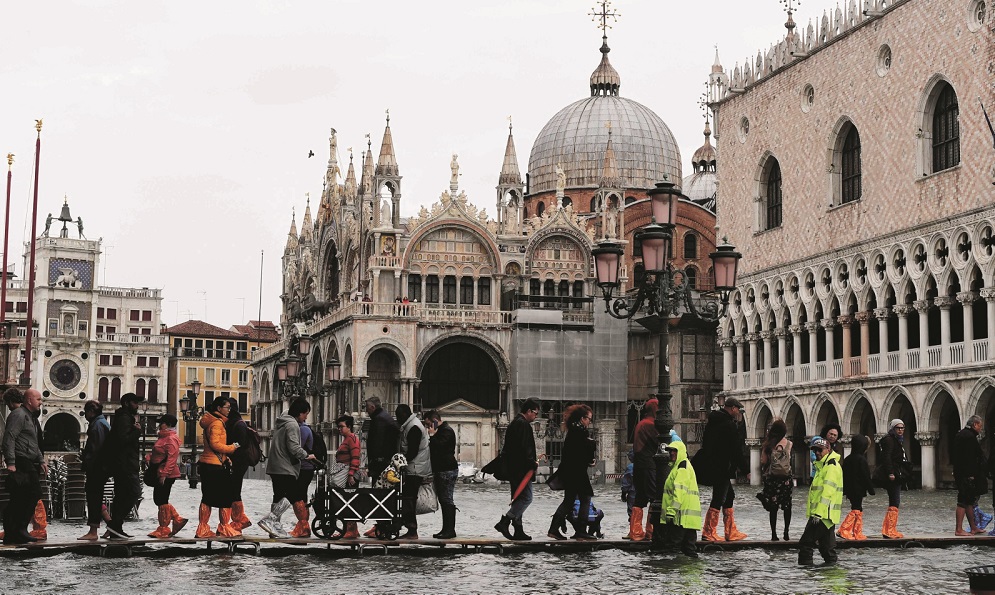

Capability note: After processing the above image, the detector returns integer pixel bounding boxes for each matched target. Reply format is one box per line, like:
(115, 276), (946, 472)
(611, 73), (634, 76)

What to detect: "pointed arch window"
(760, 157), (783, 230)
(536, 201), (546, 217)
(148, 378), (159, 403)
(683, 233), (698, 259)
(840, 125), (862, 204)
(932, 83), (960, 172)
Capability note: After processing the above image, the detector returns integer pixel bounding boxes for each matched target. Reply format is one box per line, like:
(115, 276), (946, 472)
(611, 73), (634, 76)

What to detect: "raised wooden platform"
(1, 534), (992, 558)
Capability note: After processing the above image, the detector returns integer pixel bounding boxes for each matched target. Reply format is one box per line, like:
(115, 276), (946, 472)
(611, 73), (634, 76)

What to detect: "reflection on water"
(0, 479), (983, 594)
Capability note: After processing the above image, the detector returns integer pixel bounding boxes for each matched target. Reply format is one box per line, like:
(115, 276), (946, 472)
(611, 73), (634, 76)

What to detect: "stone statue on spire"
(450, 153), (460, 191)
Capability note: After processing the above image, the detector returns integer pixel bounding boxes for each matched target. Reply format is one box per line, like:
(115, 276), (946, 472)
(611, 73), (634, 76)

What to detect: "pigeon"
(308, 150), (315, 158)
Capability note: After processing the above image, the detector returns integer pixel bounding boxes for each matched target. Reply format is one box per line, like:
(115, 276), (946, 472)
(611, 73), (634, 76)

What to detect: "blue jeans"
(433, 470), (458, 507)
(506, 480), (533, 520)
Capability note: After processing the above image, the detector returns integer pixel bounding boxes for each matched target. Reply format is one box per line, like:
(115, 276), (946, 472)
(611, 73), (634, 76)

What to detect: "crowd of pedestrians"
(5, 387), (995, 566)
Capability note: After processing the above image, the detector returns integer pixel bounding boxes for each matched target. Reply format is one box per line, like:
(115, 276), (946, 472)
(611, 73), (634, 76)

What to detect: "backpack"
(768, 442), (792, 478)
(242, 426), (265, 467)
(309, 428), (329, 464)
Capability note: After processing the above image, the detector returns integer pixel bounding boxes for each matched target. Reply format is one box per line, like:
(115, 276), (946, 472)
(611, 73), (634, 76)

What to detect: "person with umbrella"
(492, 398), (540, 541)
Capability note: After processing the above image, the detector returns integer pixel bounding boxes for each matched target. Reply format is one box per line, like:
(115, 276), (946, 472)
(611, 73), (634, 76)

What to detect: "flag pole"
(23, 120), (42, 385)
(1, 153), (13, 332)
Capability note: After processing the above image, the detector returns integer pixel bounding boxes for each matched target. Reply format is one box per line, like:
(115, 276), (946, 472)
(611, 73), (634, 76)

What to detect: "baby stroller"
(311, 454), (406, 540)
(560, 499), (605, 539)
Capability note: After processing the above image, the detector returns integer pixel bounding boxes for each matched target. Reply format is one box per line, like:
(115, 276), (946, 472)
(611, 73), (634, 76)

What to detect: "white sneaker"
(257, 517), (283, 538)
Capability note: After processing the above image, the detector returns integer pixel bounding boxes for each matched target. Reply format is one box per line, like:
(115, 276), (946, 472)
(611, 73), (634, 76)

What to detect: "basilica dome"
(527, 37), (682, 195)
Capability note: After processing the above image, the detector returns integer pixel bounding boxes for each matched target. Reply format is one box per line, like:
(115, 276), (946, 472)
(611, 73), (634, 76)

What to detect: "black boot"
(494, 515), (514, 540)
(547, 515), (567, 540)
(434, 504), (457, 539)
(510, 518), (532, 541)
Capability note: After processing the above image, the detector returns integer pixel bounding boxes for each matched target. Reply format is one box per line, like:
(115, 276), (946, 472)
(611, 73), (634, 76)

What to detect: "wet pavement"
(1, 478), (991, 594)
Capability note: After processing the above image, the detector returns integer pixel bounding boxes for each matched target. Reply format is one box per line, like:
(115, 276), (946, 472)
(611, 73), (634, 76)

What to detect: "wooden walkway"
(1, 534), (994, 558)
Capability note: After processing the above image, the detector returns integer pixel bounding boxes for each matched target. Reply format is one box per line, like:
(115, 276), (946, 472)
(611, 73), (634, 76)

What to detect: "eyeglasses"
(220, 404), (231, 410)
(894, 426), (905, 430)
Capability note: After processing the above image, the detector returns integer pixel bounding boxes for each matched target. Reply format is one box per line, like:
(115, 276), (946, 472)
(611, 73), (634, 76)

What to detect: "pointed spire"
(301, 194), (313, 236)
(360, 135), (374, 196)
(712, 45), (724, 73)
(590, 35), (621, 97)
(344, 149), (357, 198)
(691, 120), (717, 173)
(376, 110), (399, 177)
(499, 120), (522, 186)
(326, 128), (339, 181)
(285, 208), (298, 253)
(599, 124), (621, 188)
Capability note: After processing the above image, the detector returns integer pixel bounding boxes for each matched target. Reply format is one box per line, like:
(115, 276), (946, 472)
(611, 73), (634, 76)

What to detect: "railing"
(368, 255), (402, 268)
(98, 286), (161, 299)
(95, 333), (169, 345)
(726, 338), (995, 393)
(421, 307), (512, 325)
(562, 311), (594, 324)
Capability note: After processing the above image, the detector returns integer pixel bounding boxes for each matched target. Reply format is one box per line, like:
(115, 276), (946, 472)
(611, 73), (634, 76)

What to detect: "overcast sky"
(0, 0), (821, 329)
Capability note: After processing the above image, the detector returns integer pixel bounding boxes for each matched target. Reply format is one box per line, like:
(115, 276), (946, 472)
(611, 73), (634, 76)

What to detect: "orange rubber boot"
(289, 501), (311, 538)
(701, 508), (721, 541)
(837, 510), (857, 540)
(28, 500), (48, 540)
(231, 501), (252, 530)
(882, 506), (904, 539)
(195, 503), (216, 538)
(723, 507), (747, 541)
(216, 508), (242, 537)
(148, 505), (172, 538)
(168, 504), (188, 537)
(853, 510), (868, 540)
(343, 521), (360, 539)
(628, 507), (645, 541)
(644, 510), (654, 540)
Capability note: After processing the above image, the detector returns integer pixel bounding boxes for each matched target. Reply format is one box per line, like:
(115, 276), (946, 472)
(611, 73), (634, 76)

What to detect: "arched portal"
(929, 389), (960, 486)
(754, 403), (773, 439)
(814, 398), (839, 435)
(976, 384), (995, 459)
(887, 391), (920, 484)
(43, 412), (81, 452)
(366, 348), (401, 410)
(784, 401), (807, 483)
(847, 395), (878, 468)
(419, 343), (500, 410)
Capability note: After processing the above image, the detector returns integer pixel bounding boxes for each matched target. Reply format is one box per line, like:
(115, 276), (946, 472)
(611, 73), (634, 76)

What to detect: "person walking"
(288, 409), (317, 538)
(661, 437), (701, 558)
(798, 437), (843, 565)
(195, 397), (241, 538)
(953, 415), (988, 536)
(425, 410), (458, 539)
(362, 396), (400, 537)
(257, 398), (316, 538)
(628, 398), (658, 541)
(698, 397), (749, 541)
(395, 403), (431, 539)
(875, 419), (912, 538)
(1, 388), (46, 544)
(838, 434), (875, 540)
(145, 414), (187, 538)
(78, 399), (111, 540)
(759, 418), (793, 541)
(224, 397), (253, 532)
(493, 398), (540, 541)
(105, 392), (145, 539)
(333, 415), (361, 538)
(547, 404), (596, 541)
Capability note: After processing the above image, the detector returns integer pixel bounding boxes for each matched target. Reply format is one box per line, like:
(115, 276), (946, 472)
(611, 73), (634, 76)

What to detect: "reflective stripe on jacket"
(661, 441), (702, 530)
(807, 450), (843, 528)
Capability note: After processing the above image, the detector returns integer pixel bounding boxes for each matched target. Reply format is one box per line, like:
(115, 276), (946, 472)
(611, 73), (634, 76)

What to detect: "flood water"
(1, 478), (989, 594)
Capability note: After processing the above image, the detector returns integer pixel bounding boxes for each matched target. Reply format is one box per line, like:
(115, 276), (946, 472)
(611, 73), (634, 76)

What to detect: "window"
(932, 82), (960, 173)
(536, 201), (545, 217)
(573, 280), (584, 309)
(186, 367), (198, 383)
(106, 308), (116, 320)
(205, 368), (216, 386)
(78, 320), (88, 335)
(221, 369), (232, 387)
(48, 319), (58, 334)
(142, 310), (152, 321)
(110, 377), (122, 402)
(97, 307), (105, 318)
(840, 125), (862, 203)
(683, 233), (698, 259)
(97, 325), (104, 335)
(426, 275), (440, 303)
(238, 392), (248, 413)
(478, 278), (491, 305)
(529, 278), (540, 295)
(136, 378), (146, 398)
(681, 332), (718, 381)
(236, 342), (247, 360)
(137, 356), (147, 367)
(16, 301), (27, 313)
(148, 379), (159, 403)
(105, 326), (116, 337)
(562, 197), (572, 209)
(98, 377), (109, 402)
(4, 302), (11, 313)
(760, 156), (783, 230)
(459, 277), (473, 305)
(443, 276), (457, 304)
(99, 354), (110, 366)
(149, 357), (159, 367)
(238, 370), (249, 388)
(408, 274), (422, 302)
(686, 268), (698, 290)
(130, 327), (140, 335)
(130, 310), (140, 321)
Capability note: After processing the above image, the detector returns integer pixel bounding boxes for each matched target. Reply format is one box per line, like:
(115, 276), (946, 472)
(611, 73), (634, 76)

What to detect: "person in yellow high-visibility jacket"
(661, 438), (702, 558)
(799, 436), (843, 565)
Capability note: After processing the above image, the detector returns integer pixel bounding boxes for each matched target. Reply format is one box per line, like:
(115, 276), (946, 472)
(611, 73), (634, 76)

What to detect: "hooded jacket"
(148, 427), (181, 480)
(808, 450), (843, 528)
(268, 412), (309, 478)
(199, 412), (236, 467)
(842, 434), (875, 500)
(662, 441), (702, 530)
(106, 405), (141, 476)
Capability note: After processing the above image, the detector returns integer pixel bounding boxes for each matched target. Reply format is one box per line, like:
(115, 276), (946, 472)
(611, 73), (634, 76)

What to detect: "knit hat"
(889, 419), (904, 431)
(810, 436), (828, 451)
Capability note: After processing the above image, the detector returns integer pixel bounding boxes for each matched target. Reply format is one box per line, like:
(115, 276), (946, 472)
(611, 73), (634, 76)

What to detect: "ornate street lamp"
(592, 180), (742, 546)
(179, 379), (204, 488)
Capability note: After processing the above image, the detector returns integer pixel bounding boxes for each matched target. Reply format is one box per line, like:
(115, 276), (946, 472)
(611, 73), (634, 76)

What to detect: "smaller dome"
(590, 36), (620, 97)
(683, 120), (717, 213)
(691, 120), (716, 170)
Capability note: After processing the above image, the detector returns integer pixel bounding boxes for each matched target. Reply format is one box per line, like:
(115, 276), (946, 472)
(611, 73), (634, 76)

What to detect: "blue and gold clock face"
(45, 354), (88, 397)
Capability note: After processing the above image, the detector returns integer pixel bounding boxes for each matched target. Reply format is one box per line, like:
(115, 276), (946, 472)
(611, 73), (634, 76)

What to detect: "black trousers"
(632, 465), (656, 508)
(400, 474), (423, 529)
(3, 460), (42, 537)
(110, 473), (142, 528)
(152, 478), (176, 506)
(85, 470), (109, 526)
(798, 518), (837, 564)
(709, 478), (735, 509)
(661, 521), (697, 554)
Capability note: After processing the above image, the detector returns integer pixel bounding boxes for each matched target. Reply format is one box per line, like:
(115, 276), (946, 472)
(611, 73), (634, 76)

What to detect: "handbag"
(415, 479), (439, 515)
(547, 470), (565, 491)
(328, 462), (350, 488)
(143, 461), (161, 487)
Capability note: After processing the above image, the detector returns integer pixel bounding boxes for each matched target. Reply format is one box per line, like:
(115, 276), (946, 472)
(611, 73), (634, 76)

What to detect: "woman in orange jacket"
(196, 397), (241, 538)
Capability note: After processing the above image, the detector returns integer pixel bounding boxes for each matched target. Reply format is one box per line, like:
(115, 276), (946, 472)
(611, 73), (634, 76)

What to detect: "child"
(565, 499), (606, 539)
(376, 453), (407, 488)
(799, 437), (842, 565)
(660, 440), (701, 558)
(838, 434), (875, 540)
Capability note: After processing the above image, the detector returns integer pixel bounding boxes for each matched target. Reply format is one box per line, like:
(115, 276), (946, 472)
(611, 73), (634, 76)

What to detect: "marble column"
(874, 306), (891, 361)
(790, 324), (803, 381)
(806, 321), (820, 376)
(983, 288), (995, 360)
(893, 304), (911, 370)
(747, 333), (759, 374)
(914, 299), (931, 357)
(916, 431), (939, 489)
(720, 338), (734, 391)
(934, 296), (954, 365)
(856, 311), (871, 375)
(838, 314), (854, 376)
(958, 291), (977, 356)
(596, 418), (618, 475)
(761, 330), (774, 372)
(822, 318), (837, 367)
(734, 336), (745, 376)
(746, 438), (762, 486)
(775, 327), (788, 378)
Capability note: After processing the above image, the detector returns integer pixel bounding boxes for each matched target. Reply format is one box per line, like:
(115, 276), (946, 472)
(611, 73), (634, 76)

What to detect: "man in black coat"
(953, 415), (987, 535)
(493, 398), (539, 541)
(426, 410), (458, 539)
(105, 392), (145, 539)
(698, 397), (750, 541)
(364, 396), (400, 483)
